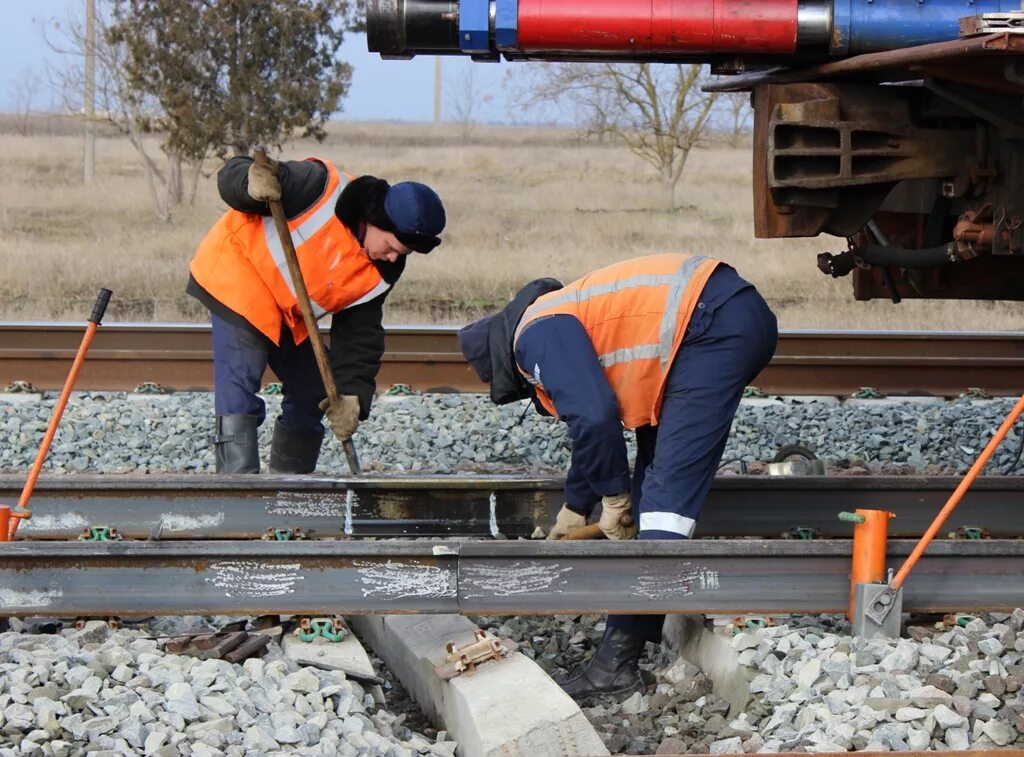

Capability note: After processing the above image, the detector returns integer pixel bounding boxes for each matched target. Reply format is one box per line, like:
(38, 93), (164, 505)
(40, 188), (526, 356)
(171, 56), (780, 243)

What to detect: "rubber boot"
(269, 419), (324, 474)
(554, 625), (646, 700)
(213, 414), (260, 474)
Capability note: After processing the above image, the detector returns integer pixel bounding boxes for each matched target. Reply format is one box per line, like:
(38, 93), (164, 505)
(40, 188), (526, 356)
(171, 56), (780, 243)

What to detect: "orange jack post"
(0, 506), (10, 543)
(890, 391), (1024, 591)
(8, 289), (112, 540)
(843, 508), (894, 619)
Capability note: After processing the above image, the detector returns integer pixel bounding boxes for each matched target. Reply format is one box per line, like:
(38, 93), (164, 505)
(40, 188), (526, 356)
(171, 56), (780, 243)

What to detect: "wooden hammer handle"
(561, 513), (635, 541)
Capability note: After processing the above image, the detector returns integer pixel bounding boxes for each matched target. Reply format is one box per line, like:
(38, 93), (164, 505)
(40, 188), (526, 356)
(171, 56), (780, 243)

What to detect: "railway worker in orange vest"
(457, 253), (777, 699)
(188, 155), (445, 474)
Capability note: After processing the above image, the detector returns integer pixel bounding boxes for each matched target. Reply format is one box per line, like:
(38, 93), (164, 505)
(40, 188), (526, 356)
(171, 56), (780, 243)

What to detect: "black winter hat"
(335, 176), (444, 253)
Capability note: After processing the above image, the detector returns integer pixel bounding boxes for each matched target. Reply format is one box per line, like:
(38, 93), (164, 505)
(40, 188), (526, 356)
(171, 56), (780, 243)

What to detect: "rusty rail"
(1, 323), (1023, 396)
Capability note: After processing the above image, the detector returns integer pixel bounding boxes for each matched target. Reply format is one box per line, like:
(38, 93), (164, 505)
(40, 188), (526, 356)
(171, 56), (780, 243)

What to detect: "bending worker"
(188, 155), (445, 474)
(457, 253), (777, 699)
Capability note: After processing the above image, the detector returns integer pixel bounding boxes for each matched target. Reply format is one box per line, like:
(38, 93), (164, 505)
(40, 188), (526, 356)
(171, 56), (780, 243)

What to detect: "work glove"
(546, 504), (587, 540)
(248, 158), (281, 202)
(319, 395), (361, 443)
(599, 492), (638, 540)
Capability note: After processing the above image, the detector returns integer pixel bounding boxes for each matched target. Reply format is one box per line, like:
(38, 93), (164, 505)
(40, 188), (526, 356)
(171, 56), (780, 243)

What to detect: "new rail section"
(0, 474), (1022, 618)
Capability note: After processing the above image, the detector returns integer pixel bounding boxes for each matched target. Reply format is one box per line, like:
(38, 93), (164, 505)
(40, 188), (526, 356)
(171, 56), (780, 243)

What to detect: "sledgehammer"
(254, 147), (360, 475)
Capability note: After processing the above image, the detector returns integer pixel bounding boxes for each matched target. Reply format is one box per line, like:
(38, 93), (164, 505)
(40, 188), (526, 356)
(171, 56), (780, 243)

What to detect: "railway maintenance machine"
(367, 0), (1024, 303)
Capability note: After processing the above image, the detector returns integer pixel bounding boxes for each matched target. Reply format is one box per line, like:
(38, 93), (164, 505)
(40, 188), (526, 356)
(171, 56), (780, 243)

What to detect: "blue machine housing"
(832, 0), (1018, 55)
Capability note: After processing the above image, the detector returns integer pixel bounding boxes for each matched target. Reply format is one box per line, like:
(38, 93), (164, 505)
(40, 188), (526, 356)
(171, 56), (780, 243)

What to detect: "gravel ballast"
(1, 392), (1022, 476)
(3, 389), (1024, 755)
(480, 610), (1024, 755)
(0, 619), (451, 757)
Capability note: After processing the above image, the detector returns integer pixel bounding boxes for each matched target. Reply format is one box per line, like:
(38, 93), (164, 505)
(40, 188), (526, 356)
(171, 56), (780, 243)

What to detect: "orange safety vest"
(190, 159), (389, 345)
(514, 253), (721, 428)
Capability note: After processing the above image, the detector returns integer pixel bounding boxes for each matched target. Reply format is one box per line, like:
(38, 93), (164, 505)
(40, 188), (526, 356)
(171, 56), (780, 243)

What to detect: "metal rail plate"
(0, 540), (1021, 617)
(4, 323), (1024, 395)
(4, 474), (1024, 539)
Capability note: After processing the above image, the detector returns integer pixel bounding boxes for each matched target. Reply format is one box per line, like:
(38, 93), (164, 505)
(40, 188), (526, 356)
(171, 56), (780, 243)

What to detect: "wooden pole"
(252, 147), (360, 475)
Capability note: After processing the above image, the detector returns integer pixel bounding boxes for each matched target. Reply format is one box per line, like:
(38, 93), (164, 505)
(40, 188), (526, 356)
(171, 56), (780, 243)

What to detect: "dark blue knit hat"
(384, 182), (446, 253)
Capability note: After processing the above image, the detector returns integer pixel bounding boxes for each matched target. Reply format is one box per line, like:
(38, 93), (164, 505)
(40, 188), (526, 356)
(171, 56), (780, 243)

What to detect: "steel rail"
(0, 539), (1020, 617)
(2, 323), (1024, 396)
(4, 474), (1024, 540)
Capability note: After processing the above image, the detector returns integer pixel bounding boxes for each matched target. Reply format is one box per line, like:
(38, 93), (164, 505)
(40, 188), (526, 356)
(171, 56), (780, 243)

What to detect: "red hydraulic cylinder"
(516, 0), (800, 54)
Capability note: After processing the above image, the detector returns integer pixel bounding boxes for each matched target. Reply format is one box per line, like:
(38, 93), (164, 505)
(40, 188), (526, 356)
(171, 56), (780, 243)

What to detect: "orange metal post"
(0, 506), (10, 543)
(847, 509), (894, 619)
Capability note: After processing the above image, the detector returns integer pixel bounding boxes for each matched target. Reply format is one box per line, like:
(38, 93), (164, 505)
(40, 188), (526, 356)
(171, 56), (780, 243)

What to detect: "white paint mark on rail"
(344, 490), (355, 535)
(265, 492), (344, 518)
(159, 512), (225, 531)
(461, 561), (573, 598)
(0, 587), (64, 609)
(355, 560), (455, 599)
(206, 561), (304, 598)
(633, 564), (719, 600)
(20, 512), (89, 532)
(488, 492), (499, 538)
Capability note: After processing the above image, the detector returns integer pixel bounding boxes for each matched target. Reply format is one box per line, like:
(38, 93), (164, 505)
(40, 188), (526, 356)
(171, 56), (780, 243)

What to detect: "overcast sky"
(1, 0), (543, 124)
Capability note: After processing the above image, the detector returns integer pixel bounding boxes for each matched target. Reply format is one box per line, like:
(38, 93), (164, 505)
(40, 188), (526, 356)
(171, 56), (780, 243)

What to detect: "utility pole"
(433, 57), (442, 124)
(84, 0), (96, 185)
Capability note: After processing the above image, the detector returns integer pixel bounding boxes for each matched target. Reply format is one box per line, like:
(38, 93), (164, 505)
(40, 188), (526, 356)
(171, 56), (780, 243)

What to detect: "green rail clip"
(263, 528), (298, 542)
(850, 387), (885, 399)
(4, 381), (38, 393)
(790, 527), (819, 540)
(298, 618), (346, 643)
(742, 386), (768, 399)
(385, 383), (417, 396)
(134, 382), (167, 394)
(260, 382), (283, 395)
(961, 387), (993, 400)
(956, 526), (989, 540)
(79, 526), (121, 542)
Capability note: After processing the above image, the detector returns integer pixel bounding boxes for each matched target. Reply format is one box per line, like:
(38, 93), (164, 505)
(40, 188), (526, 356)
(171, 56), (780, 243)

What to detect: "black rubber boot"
(213, 414), (260, 474)
(269, 419), (324, 474)
(555, 625), (646, 700)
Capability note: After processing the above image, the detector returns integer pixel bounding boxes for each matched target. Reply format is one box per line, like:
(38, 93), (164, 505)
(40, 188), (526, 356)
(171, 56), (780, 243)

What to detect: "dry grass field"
(1, 117), (1021, 330)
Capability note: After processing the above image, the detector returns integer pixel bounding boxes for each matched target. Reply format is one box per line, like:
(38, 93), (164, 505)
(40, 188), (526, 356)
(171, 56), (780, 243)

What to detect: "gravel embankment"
(1, 392), (1022, 476)
(481, 610), (1024, 755)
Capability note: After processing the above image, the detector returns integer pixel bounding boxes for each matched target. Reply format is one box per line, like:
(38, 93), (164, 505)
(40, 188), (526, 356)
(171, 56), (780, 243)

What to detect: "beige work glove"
(248, 158), (281, 202)
(599, 492), (638, 540)
(546, 504), (587, 540)
(319, 395), (361, 442)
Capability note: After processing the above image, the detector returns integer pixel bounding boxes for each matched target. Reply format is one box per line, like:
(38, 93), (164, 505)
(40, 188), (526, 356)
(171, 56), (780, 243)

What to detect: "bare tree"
(520, 63), (719, 208)
(445, 64), (492, 140)
(723, 92), (753, 146)
(45, 1), (187, 221)
(7, 68), (43, 136)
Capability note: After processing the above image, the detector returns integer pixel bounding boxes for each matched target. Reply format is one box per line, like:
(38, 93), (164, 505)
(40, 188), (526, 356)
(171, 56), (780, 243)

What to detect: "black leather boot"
(555, 625), (646, 700)
(269, 419), (324, 474)
(213, 414), (260, 473)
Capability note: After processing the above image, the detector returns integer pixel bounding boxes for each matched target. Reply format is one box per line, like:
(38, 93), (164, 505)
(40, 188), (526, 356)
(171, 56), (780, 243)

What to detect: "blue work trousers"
(608, 286), (778, 642)
(211, 314), (327, 435)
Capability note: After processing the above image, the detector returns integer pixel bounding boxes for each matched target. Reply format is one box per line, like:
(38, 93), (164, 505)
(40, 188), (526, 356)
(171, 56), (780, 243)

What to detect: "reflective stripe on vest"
(262, 179), (346, 321)
(514, 253), (721, 428)
(524, 256), (710, 372)
(595, 255), (710, 369)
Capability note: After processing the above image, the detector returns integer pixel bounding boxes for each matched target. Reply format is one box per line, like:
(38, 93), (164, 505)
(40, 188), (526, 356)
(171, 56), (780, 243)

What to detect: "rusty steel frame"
(5, 473), (1024, 540)
(3, 323), (1024, 396)
(0, 539), (1021, 617)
